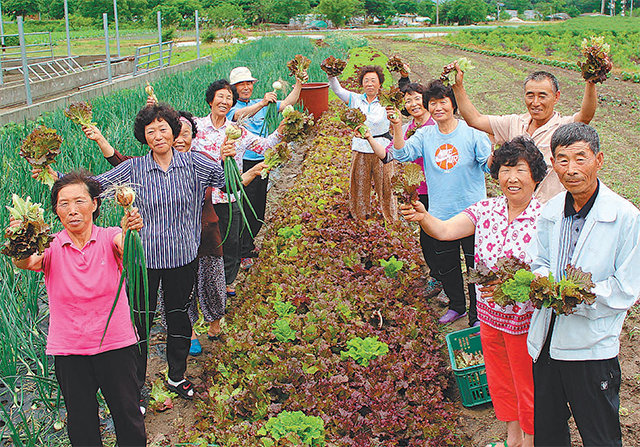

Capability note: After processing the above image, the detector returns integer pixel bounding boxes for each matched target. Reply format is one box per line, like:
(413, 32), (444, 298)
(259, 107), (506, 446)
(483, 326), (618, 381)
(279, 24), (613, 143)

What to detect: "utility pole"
(113, 0), (120, 57)
(64, 0), (71, 57)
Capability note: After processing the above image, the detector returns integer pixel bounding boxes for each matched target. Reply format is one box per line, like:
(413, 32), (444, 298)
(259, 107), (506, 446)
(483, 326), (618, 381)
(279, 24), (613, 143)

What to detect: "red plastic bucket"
(298, 82), (329, 119)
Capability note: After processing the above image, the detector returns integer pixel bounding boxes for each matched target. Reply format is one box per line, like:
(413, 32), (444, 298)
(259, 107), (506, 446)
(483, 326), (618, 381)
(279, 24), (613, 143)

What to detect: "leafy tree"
(207, 2), (245, 26)
(45, 0), (79, 20)
(261, 0), (312, 23)
(505, 0), (532, 12)
(2, 0), (41, 17)
(417, 0), (435, 17)
(365, 0), (396, 20)
(393, 0), (419, 14)
(316, 0), (364, 26)
(445, 0), (487, 23)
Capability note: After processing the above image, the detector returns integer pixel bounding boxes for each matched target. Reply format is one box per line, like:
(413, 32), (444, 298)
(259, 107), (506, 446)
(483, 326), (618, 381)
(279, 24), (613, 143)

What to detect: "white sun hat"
(229, 67), (258, 85)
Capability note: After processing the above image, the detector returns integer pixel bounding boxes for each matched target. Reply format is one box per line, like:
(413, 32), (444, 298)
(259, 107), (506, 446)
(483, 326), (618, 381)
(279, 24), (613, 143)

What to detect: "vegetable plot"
(182, 103), (461, 446)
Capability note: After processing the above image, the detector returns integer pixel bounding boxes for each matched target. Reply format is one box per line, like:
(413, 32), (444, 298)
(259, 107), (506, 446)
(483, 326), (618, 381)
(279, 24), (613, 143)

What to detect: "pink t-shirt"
(463, 196), (542, 335)
(42, 226), (138, 355)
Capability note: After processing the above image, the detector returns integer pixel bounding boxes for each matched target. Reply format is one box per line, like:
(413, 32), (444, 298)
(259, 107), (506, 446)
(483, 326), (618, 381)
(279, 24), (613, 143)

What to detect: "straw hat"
(230, 67), (257, 85)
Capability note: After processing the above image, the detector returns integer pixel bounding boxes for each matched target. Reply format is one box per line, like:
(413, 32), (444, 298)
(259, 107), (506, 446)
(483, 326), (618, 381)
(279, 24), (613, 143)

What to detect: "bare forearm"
(95, 136), (116, 158)
(367, 136), (387, 160)
(418, 213), (475, 241)
(280, 82), (302, 110)
(233, 102), (265, 121)
(392, 122), (405, 149)
(575, 81), (597, 124)
(12, 254), (42, 271)
(452, 84), (492, 134)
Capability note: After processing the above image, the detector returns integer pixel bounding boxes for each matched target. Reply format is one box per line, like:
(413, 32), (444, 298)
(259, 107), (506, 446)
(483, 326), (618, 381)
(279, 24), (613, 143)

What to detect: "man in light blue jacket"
(527, 122), (640, 446)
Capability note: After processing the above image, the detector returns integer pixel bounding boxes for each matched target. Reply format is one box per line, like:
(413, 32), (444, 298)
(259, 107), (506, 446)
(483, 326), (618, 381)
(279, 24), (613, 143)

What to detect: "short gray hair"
(550, 122), (600, 156)
(523, 71), (560, 93)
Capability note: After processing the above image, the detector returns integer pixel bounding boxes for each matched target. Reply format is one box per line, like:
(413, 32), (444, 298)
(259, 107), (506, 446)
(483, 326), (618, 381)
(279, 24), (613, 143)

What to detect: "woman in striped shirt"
(93, 103), (234, 404)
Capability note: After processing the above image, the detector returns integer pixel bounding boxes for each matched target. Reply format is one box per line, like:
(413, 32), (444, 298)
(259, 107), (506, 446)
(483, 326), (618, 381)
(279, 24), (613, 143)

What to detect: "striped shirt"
(95, 149), (225, 269)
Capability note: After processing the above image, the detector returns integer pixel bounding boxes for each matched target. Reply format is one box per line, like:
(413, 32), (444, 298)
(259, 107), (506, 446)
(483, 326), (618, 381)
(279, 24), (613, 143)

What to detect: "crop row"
(180, 104), (462, 446)
(436, 41), (640, 83)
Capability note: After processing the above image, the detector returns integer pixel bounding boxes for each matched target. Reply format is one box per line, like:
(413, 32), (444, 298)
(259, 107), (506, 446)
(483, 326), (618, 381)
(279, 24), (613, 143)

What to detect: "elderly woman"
(390, 79), (492, 326)
(191, 79), (283, 297)
(327, 65), (395, 221)
(6, 171), (146, 446)
(92, 103), (232, 405)
(83, 111), (266, 356)
(401, 136), (547, 447)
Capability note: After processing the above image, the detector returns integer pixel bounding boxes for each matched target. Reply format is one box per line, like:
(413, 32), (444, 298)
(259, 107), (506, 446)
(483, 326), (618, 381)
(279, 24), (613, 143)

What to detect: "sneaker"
(167, 378), (195, 400)
(189, 339), (202, 356)
(240, 257), (254, 270)
(438, 309), (467, 324)
(472, 321), (481, 328)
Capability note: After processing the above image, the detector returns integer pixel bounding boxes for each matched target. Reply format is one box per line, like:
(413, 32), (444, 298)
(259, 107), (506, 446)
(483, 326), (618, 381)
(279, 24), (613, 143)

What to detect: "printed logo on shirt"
(435, 143), (459, 170)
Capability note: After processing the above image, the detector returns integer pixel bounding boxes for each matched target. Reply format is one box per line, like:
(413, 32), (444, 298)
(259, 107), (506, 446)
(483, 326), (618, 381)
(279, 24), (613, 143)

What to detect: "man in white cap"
(227, 66), (307, 270)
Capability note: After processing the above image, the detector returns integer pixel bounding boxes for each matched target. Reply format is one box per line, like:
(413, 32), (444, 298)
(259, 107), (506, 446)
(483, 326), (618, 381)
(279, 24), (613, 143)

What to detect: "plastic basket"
(445, 326), (491, 407)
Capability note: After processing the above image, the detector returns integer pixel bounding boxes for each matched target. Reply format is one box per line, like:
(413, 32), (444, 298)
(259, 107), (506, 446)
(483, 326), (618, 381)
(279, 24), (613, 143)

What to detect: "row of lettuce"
(0, 35), (354, 446)
(180, 104), (462, 446)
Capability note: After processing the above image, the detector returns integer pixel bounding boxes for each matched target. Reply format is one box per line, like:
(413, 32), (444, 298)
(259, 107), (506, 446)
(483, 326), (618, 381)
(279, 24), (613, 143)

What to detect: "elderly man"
(452, 69), (597, 202)
(227, 66), (307, 269)
(527, 123), (640, 446)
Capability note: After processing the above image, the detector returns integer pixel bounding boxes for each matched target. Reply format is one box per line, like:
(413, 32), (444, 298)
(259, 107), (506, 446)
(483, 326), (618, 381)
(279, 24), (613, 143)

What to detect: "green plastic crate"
(445, 326), (491, 407)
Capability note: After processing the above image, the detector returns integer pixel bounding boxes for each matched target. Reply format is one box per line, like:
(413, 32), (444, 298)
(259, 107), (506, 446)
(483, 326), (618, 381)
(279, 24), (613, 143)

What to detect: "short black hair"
(357, 65), (385, 86)
(524, 71), (560, 93)
(133, 103), (181, 145)
(178, 110), (197, 139)
(550, 122), (600, 156)
(51, 169), (102, 221)
(424, 79), (458, 114)
(490, 136), (547, 184)
(206, 79), (238, 107)
(400, 82), (428, 117)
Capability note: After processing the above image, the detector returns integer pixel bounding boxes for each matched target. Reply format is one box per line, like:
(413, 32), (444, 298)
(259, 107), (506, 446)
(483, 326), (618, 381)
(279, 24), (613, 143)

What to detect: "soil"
(142, 40), (640, 446)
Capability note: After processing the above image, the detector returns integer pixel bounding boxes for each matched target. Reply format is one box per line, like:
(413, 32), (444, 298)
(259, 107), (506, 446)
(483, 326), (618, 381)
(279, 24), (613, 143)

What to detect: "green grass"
(441, 16), (640, 73)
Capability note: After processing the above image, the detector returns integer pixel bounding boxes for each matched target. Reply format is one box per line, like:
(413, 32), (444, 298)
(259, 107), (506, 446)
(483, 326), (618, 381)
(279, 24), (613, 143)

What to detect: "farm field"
(2, 32), (640, 446)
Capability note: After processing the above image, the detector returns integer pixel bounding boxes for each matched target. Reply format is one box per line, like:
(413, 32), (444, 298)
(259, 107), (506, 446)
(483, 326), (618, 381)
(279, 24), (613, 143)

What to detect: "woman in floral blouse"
(400, 136), (547, 447)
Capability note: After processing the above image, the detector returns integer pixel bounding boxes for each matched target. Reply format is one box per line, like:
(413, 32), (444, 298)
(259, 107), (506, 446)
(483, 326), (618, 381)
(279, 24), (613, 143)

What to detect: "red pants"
(480, 322), (534, 435)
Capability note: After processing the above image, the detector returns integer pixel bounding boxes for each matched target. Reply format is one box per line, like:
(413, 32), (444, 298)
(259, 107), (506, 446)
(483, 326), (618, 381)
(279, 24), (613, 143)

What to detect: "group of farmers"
(7, 66), (307, 446)
(4, 51), (639, 447)
(329, 61), (639, 447)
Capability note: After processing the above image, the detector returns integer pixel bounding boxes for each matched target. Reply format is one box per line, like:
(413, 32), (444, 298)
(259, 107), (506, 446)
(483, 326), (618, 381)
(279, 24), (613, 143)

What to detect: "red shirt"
(42, 225), (137, 355)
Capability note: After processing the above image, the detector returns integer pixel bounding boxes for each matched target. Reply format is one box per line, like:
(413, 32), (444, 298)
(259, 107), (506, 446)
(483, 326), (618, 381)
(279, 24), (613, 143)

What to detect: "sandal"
(167, 378), (195, 400)
(226, 288), (236, 297)
(485, 442), (508, 447)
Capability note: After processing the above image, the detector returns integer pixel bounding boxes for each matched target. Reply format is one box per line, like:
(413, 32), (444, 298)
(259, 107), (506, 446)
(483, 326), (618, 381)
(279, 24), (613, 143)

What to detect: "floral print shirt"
(192, 115), (281, 204)
(463, 195), (542, 335)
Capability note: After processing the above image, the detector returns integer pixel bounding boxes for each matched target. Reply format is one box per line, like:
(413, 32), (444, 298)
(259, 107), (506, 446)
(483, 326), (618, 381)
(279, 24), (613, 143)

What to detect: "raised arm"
(451, 65), (493, 135)
(279, 75), (307, 111)
(573, 80), (597, 124)
(400, 200), (476, 241)
(328, 76), (352, 104)
(83, 125), (117, 159)
(6, 218), (43, 271)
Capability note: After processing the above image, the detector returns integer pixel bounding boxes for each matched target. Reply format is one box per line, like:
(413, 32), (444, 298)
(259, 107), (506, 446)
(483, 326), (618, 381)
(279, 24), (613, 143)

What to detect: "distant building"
(523, 9), (542, 20)
(394, 14), (431, 25)
(504, 9), (519, 18)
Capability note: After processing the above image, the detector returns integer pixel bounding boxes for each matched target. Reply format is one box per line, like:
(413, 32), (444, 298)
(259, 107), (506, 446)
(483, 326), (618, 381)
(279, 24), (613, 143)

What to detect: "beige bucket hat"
(229, 67), (258, 85)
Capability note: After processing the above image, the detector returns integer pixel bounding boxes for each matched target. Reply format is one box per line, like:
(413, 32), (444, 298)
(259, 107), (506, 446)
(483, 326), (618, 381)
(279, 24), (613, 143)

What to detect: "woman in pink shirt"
(6, 171), (146, 447)
(400, 137), (547, 447)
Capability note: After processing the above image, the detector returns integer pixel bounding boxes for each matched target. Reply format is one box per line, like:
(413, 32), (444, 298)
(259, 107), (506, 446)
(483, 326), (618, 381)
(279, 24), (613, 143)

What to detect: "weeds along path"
(176, 103), (464, 446)
(373, 38), (640, 207)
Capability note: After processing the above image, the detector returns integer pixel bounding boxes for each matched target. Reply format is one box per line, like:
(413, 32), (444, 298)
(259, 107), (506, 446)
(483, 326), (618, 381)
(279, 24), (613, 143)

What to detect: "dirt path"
(373, 37), (640, 446)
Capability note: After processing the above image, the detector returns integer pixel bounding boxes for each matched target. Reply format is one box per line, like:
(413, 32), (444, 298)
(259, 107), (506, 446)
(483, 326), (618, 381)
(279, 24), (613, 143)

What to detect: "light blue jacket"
(527, 182), (640, 362)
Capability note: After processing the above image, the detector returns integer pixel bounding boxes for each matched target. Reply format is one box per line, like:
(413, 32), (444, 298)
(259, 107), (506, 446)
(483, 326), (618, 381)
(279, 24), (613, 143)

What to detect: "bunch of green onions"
(223, 124), (259, 242)
(102, 185), (149, 344)
(259, 80), (284, 136)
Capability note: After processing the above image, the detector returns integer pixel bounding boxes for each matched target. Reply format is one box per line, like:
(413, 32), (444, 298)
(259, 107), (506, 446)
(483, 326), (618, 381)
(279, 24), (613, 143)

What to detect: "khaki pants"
(349, 151), (396, 221)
